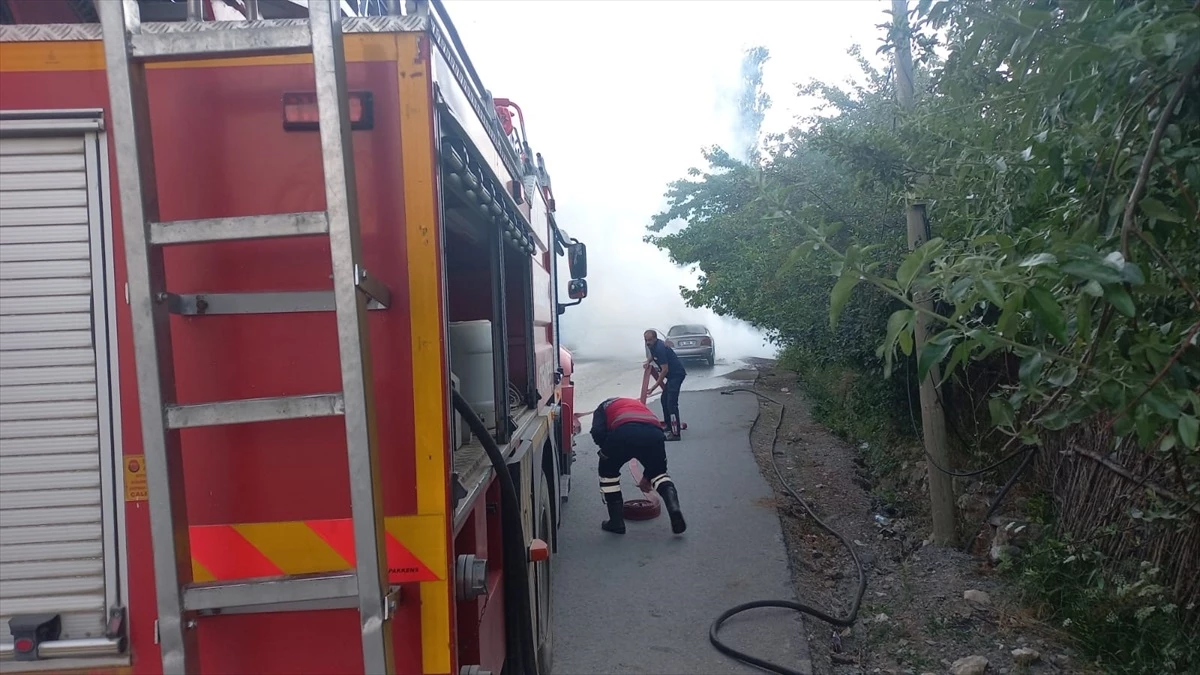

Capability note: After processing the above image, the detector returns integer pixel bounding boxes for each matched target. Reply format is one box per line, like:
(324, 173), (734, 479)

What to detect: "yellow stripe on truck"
(233, 521), (352, 575)
(396, 32), (454, 675)
(187, 516), (445, 582)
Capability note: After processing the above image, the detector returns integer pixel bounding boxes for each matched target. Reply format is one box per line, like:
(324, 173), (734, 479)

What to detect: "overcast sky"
(448, 0), (892, 361)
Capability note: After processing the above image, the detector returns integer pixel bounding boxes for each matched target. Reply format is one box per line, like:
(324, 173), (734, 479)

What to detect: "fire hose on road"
(622, 361), (702, 519)
(621, 363), (678, 520)
(573, 362), (690, 521)
(575, 365), (866, 672)
(709, 389), (867, 675)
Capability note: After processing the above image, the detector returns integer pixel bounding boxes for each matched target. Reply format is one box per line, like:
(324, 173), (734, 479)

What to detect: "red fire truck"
(0, 1), (589, 673)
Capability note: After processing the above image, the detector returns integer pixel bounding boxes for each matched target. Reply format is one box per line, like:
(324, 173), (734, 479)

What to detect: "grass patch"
(777, 345), (914, 453)
(1003, 533), (1200, 674)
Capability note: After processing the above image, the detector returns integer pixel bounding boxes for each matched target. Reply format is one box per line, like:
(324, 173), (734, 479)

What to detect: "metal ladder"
(97, 1), (395, 672)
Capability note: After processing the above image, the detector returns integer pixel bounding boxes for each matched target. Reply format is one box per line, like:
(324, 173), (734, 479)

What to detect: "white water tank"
(448, 320), (496, 430)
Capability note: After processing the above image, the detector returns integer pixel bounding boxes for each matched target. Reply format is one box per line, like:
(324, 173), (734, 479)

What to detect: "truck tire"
(534, 472), (555, 674)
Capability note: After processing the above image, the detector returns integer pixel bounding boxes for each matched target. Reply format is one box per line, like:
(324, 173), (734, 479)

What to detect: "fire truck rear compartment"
(1, 1), (571, 671)
(0, 40), (429, 671)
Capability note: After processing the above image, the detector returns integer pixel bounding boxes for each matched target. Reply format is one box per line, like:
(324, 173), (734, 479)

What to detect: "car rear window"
(668, 325), (707, 336)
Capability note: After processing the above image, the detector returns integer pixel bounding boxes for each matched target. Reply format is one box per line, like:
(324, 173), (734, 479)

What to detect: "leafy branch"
(1120, 59), (1200, 257)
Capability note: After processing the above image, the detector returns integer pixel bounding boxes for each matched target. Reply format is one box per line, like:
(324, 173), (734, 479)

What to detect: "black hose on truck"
(451, 389), (539, 675)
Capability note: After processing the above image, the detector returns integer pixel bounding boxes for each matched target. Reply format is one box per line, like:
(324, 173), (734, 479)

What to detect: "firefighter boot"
(601, 492), (626, 534)
(656, 481), (687, 534)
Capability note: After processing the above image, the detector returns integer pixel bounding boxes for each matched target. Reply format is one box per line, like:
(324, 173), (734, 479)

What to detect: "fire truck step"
(129, 23), (314, 62)
(165, 393), (345, 429)
(149, 212), (329, 245)
(182, 572), (358, 613)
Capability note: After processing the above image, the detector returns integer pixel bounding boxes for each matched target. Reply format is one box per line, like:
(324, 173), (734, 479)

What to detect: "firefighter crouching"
(589, 397), (687, 535)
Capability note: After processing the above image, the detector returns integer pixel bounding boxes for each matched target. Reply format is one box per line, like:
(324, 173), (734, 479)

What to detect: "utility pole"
(891, 0), (957, 545)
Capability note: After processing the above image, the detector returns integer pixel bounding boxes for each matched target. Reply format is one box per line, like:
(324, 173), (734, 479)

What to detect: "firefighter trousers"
(597, 421), (672, 494)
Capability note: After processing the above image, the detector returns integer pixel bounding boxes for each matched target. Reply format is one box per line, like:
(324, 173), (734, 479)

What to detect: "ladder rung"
(129, 24), (314, 62)
(183, 572), (357, 613)
(167, 291), (388, 315)
(166, 393), (344, 429)
(149, 212), (329, 246)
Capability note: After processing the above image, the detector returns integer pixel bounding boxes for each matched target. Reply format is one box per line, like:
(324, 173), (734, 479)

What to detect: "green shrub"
(778, 344), (914, 454)
(1006, 533), (1200, 674)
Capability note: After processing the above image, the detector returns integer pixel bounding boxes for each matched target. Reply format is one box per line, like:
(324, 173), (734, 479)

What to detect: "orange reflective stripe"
(236, 521), (351, 575)
(191, 523), (284, 579)
(306, 518), (438, 583)
(189, 518), (441, 584)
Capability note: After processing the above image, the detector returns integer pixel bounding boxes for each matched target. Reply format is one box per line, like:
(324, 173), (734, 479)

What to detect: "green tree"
(650, 1), (1200, 668)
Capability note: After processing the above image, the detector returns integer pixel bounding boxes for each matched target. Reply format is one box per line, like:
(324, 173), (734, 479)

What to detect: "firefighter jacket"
(589, 397), (661, 447)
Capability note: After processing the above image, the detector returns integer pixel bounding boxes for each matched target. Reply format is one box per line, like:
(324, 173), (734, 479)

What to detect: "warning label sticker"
(124, 455), (148, 502)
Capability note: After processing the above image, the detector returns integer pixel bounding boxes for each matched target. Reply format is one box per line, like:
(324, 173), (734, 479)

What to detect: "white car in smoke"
(663, 324), (716, 367)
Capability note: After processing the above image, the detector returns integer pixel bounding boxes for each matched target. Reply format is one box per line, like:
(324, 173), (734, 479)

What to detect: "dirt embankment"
(738, 361), (1092, 675)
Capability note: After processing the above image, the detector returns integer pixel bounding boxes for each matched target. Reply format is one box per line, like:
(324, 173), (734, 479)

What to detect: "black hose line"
(710, 388), (868, 675)
(964, 447), (1038, 553)
(451, 389), (539, 675)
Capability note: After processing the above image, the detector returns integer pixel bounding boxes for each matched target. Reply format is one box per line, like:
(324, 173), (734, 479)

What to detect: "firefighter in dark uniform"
(589, 396), (687, 535)
(644, 329), (686, 441)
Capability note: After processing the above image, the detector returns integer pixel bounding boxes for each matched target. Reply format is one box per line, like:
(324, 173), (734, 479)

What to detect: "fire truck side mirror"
(567, 241), (587, 279)
(567, 279), (588, 300)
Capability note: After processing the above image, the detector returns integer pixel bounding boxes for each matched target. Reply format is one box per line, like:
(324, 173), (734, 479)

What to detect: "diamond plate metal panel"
(0, 16), (426, 43)
(0, 23), (102, 42)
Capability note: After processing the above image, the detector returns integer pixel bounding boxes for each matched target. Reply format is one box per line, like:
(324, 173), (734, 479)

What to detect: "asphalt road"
(550, 377), (813, 675)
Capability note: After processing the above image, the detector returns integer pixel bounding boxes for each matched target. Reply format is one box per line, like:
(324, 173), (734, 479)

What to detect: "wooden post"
(892, 0), (957, 545)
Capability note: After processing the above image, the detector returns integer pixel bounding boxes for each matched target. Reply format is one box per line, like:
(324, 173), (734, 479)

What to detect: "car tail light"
(701, 337), (711, 346)
(283, 91), (374, 131)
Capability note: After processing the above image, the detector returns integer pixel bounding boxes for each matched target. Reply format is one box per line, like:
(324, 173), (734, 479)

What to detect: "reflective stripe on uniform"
(599, 476), (622, 493)
(650, 473), (672, 489)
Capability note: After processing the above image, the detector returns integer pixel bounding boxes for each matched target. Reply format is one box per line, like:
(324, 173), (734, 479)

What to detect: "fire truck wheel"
(535, 472), (554, 673)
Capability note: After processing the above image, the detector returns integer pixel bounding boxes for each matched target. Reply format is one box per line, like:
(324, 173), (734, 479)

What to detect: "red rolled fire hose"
(623, 363), (682, 520)
(574, 362), (693, 521)
(623, 456), (661, 520)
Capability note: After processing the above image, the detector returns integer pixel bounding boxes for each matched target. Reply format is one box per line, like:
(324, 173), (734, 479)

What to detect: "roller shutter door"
(0, 132), (112, 649)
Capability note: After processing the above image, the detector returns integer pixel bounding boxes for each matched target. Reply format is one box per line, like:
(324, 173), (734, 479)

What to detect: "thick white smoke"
(449, 0), (888, 364)
(547, 17), (777, 364)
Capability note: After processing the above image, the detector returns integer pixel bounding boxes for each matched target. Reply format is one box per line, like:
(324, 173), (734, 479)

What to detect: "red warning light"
(282, 91), (374, 131)
(528, 538), (550, 562)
